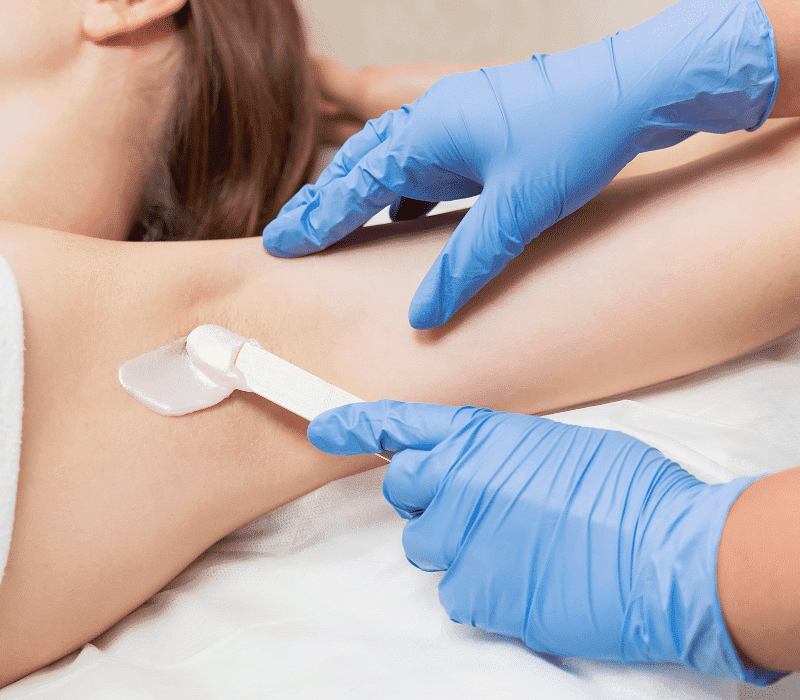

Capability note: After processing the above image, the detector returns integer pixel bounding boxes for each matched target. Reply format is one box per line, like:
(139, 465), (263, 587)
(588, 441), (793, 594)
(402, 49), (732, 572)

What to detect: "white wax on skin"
(184, 325), (256, 393)
(120, 325), (395, 462)
(118, 327), (258, 417)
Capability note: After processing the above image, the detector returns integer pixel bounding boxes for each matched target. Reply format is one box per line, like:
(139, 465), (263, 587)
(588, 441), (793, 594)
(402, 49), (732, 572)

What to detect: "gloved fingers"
(307, 400), (483, 456)
(270, 182), (315, 222)
(407, 186), (538, 329)
(381, 447), (453, 518)
(436, 559), (502, 631)
(306, 110), (402, 196)
(262, 138), (410, 257)
(399, 504), (460, 572)
(262, 110), (405, 256)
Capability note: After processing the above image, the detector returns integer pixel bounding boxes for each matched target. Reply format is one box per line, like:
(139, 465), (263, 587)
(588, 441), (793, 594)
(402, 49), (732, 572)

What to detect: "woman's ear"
(83, 0), (188, 42)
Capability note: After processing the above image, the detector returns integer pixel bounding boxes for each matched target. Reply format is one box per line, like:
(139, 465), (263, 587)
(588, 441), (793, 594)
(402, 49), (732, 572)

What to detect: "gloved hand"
(264, 0), (778, 330)
(308, 400), (785, 685)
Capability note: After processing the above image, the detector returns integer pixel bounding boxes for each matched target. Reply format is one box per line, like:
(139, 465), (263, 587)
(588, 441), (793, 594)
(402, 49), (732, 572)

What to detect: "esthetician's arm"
(718, 466), (800, 673)
(2, 117), (800, 686)
(763, 0), (800, 118)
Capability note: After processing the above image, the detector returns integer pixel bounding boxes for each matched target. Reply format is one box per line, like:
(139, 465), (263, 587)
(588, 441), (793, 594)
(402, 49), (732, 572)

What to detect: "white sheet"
(0, 253), (24, 589)
(4, 330), (800, 699)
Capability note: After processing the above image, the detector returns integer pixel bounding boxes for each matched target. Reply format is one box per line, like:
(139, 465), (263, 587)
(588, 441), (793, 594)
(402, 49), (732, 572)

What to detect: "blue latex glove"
(308, 400), (786, 685)
(264, 0), (779, 330)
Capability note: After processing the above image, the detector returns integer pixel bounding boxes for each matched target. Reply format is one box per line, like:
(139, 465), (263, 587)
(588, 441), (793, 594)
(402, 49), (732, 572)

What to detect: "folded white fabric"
(0, 253), (24, 587)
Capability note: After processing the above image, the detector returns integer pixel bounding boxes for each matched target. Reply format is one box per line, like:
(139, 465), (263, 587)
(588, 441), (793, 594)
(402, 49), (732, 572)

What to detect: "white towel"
(0, 253), (24, 586)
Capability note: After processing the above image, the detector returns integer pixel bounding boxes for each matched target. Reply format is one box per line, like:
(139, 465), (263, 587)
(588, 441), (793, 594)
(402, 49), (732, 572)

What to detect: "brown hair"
(130, 0), (318, 242)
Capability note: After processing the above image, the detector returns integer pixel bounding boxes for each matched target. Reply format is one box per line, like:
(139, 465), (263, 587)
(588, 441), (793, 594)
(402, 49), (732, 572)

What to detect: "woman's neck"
(0, 34), (179, 240)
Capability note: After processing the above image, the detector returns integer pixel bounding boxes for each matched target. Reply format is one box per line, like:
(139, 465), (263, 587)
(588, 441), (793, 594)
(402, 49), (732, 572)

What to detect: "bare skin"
(0, 0), (185, 241)
(2, 116), (800, 685)
(718, 468), (800, 673)
(762, 0), (800, 118)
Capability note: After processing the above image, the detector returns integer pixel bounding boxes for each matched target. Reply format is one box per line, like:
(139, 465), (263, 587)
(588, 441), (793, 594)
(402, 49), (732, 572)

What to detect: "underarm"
(1, 116), (800, 686)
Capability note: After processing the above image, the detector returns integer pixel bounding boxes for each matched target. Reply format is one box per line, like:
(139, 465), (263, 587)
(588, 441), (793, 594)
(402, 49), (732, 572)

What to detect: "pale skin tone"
(1, 0), (800, 688)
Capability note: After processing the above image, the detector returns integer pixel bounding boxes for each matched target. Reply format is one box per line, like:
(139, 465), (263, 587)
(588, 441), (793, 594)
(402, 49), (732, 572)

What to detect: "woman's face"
(0, 1), (187, 240)
(0, 0), (83, 84)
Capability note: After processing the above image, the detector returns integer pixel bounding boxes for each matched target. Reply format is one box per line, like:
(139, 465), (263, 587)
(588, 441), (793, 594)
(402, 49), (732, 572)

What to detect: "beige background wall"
(297, 0), (676, 68)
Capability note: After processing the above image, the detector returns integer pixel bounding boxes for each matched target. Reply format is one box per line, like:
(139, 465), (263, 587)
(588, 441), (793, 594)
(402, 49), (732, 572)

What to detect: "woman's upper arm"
(0, 224), (377, 683)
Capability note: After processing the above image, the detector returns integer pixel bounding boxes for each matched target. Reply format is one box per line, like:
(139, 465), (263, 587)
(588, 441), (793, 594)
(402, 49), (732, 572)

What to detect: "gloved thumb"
(307, 400), (478, 456)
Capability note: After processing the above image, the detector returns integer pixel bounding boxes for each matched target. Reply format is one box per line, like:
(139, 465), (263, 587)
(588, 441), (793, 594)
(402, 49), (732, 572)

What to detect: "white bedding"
(0, 253), (24, 591)
(3, 324), (800, 699)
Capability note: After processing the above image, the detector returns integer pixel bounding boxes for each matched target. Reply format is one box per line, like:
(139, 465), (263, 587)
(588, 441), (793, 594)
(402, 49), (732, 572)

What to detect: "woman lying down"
(2, 0), (800, 688)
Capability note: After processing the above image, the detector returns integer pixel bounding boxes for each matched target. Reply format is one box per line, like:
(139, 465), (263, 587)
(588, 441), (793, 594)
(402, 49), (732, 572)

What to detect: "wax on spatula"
(119, 324), (392, 462)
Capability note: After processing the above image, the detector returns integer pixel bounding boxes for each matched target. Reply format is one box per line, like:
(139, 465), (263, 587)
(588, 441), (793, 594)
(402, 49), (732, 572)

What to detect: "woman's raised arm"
(2, 116), (800, 686)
